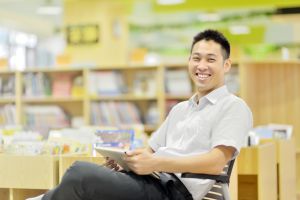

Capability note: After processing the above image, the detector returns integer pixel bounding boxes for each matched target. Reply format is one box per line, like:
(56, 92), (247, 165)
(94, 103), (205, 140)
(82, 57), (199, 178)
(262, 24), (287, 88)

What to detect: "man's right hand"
(104, 157), (123, 171)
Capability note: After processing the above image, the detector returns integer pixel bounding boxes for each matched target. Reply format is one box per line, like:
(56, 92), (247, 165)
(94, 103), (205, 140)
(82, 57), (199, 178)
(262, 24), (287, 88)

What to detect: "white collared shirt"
(149, 85), (253, 200)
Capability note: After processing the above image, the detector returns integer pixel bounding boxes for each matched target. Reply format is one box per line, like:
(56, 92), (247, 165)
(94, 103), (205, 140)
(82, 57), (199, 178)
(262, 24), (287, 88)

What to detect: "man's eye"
(193, 57), (200, 61)
(208, 58), (215, 62)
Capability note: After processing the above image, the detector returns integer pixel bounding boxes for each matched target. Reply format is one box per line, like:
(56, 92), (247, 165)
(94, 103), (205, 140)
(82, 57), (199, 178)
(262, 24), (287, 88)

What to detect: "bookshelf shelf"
(0, 97), (15, 104)
(0, 70), (15, 75)
(22, 96), (84, 103)
(165, 94), (191, 100)
(24, 67), (83, 73)
(90, 95), (157, 101)
(90, 65), (158, 71)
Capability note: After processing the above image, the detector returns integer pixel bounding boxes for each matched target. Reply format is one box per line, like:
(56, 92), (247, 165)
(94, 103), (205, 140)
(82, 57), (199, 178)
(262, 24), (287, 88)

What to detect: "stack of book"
(0, 104), (16, 126)
(0, 76), (15, 97)
(89, 71), (126, 96)
(23, 72), (51, 97)
(52, 74), (73, 97)
(24, 105), (70, 138)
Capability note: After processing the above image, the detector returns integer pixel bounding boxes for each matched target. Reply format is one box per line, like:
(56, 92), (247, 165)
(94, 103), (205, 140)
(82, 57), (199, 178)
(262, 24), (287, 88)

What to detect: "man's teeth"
(196, 73), (209, 78)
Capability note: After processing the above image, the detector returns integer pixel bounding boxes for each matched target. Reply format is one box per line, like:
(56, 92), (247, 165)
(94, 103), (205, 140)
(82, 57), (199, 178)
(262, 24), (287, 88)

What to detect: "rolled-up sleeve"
(211, 99), (253, 158)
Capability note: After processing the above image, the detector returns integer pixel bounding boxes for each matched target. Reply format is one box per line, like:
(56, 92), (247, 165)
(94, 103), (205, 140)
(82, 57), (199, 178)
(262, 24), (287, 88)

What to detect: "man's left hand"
(124, 148), (157, 175)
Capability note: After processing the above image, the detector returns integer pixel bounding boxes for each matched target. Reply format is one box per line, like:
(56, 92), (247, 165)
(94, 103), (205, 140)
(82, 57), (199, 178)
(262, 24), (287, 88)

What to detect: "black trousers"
(42, 161), (193, 200)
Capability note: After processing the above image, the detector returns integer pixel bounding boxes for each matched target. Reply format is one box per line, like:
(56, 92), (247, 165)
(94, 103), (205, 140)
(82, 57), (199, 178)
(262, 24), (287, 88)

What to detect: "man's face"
(188, 39), (231, 97)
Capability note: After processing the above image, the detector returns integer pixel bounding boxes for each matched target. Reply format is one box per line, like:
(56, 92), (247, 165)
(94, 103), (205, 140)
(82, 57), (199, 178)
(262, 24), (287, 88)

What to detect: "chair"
(181, 159), (235, 200)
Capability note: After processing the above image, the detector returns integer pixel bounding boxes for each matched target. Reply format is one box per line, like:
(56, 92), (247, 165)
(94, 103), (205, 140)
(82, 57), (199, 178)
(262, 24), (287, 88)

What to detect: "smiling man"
(28, 29), (252, 200)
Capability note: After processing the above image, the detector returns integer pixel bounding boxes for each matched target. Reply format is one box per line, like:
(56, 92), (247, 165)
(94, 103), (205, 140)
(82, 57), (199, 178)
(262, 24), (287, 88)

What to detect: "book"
(249, 123), (293, 144)
(52, 74), (72, 97)
(94, 129), (134, 150)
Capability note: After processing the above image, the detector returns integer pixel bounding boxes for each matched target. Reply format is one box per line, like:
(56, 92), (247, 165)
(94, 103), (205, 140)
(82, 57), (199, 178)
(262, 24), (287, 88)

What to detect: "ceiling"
(0, 0), (299, 37)
(152, 0), (300, 12)
(0, 0), (62, 36)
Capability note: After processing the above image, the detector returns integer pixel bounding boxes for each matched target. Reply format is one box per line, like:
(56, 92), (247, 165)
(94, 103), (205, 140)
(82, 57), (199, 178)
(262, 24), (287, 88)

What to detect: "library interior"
(0, 0), (299, 199)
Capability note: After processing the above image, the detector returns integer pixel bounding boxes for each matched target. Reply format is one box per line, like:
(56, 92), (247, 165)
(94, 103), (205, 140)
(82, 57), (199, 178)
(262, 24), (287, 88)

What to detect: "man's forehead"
(191, 52), (217, 57)
(192, 40), (222, 55)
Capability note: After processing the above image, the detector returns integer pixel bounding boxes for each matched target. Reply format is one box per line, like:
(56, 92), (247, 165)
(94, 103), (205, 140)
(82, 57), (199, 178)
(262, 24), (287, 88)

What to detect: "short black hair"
(191, 29), (230, 59)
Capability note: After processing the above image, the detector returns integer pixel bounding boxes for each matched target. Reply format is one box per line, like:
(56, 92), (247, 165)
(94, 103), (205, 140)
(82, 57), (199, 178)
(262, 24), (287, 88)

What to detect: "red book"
(52, 74), (72, 97)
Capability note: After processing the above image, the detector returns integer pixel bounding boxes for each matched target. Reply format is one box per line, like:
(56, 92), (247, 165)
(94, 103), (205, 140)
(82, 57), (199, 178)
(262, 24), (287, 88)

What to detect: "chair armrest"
(181, 173), (230, 184)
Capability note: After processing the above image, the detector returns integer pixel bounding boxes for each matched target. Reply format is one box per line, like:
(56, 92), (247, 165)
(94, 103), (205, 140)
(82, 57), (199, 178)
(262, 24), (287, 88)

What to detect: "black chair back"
(181, 159), (236, 200)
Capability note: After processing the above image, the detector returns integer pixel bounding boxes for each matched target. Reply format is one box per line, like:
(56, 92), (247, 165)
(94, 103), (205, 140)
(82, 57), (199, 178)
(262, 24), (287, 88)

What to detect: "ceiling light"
(197, 13), (221, 22)
(37, 5), (62, 15)
(157, 0), (185, 5)
(229, 25), (250, 35)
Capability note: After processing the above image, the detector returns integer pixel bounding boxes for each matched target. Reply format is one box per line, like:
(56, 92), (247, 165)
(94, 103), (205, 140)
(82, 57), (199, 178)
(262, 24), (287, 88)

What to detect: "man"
(28, 29), (252, 200)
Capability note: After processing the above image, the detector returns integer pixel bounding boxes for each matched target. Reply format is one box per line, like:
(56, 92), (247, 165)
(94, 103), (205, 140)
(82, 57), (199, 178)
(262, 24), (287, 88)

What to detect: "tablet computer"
(95, 146), (160, 179)
(95, 147), (130, 171)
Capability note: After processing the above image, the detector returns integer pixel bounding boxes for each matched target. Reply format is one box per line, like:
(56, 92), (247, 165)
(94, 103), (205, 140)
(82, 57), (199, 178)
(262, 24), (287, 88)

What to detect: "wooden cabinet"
(239, 61), (300, 198)
(0, 155), (59, 200)
(237, 143), (277, 200)
(267, 139), (296, 200)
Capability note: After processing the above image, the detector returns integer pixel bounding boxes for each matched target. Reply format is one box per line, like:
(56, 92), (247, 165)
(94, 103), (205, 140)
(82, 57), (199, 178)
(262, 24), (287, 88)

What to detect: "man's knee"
(61, 161), (93, 186)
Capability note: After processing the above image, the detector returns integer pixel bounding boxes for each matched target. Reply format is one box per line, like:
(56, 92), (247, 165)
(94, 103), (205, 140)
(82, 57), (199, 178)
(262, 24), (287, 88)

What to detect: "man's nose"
(195, 60), (208, 70)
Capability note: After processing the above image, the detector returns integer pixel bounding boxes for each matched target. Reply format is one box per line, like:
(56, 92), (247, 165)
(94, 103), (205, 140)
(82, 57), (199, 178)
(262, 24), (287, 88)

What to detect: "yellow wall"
(64, 0), (129, 66)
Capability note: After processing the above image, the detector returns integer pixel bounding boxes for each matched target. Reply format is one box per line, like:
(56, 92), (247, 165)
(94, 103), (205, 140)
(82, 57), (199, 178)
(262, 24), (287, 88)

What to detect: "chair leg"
(221, 183), (230, 200)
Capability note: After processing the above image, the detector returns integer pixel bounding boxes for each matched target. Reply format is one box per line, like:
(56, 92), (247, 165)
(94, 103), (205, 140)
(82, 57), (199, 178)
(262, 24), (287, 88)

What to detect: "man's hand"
(124, 148), (157, 175)
(104, 157), (123, 171)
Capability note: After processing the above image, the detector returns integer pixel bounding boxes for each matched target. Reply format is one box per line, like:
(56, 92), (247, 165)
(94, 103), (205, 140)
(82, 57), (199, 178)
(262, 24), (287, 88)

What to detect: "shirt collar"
(205, 85), (230, 104)
(189, 85), (230, 107)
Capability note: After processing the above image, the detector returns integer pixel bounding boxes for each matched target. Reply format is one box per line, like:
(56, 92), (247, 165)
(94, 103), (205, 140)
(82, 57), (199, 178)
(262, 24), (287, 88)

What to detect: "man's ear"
(224, 58), (232, 73)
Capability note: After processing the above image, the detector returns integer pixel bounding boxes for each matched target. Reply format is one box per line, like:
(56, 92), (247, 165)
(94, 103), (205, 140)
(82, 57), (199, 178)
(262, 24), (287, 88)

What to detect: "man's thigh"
(71, 161), (170, 200)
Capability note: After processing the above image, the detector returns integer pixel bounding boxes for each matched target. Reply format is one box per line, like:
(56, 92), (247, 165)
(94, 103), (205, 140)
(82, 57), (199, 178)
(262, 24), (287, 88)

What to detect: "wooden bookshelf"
(0, 65), (188, 132)
(0, 66), (163, 130)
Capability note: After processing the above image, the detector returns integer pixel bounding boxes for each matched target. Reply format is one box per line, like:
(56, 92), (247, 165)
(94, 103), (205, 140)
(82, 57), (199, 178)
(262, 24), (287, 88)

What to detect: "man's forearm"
(154, 146), (235, 175)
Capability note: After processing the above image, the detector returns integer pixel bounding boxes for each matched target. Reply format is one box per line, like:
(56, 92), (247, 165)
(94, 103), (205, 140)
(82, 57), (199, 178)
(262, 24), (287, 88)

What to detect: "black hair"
(191, 29), (230, 59)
